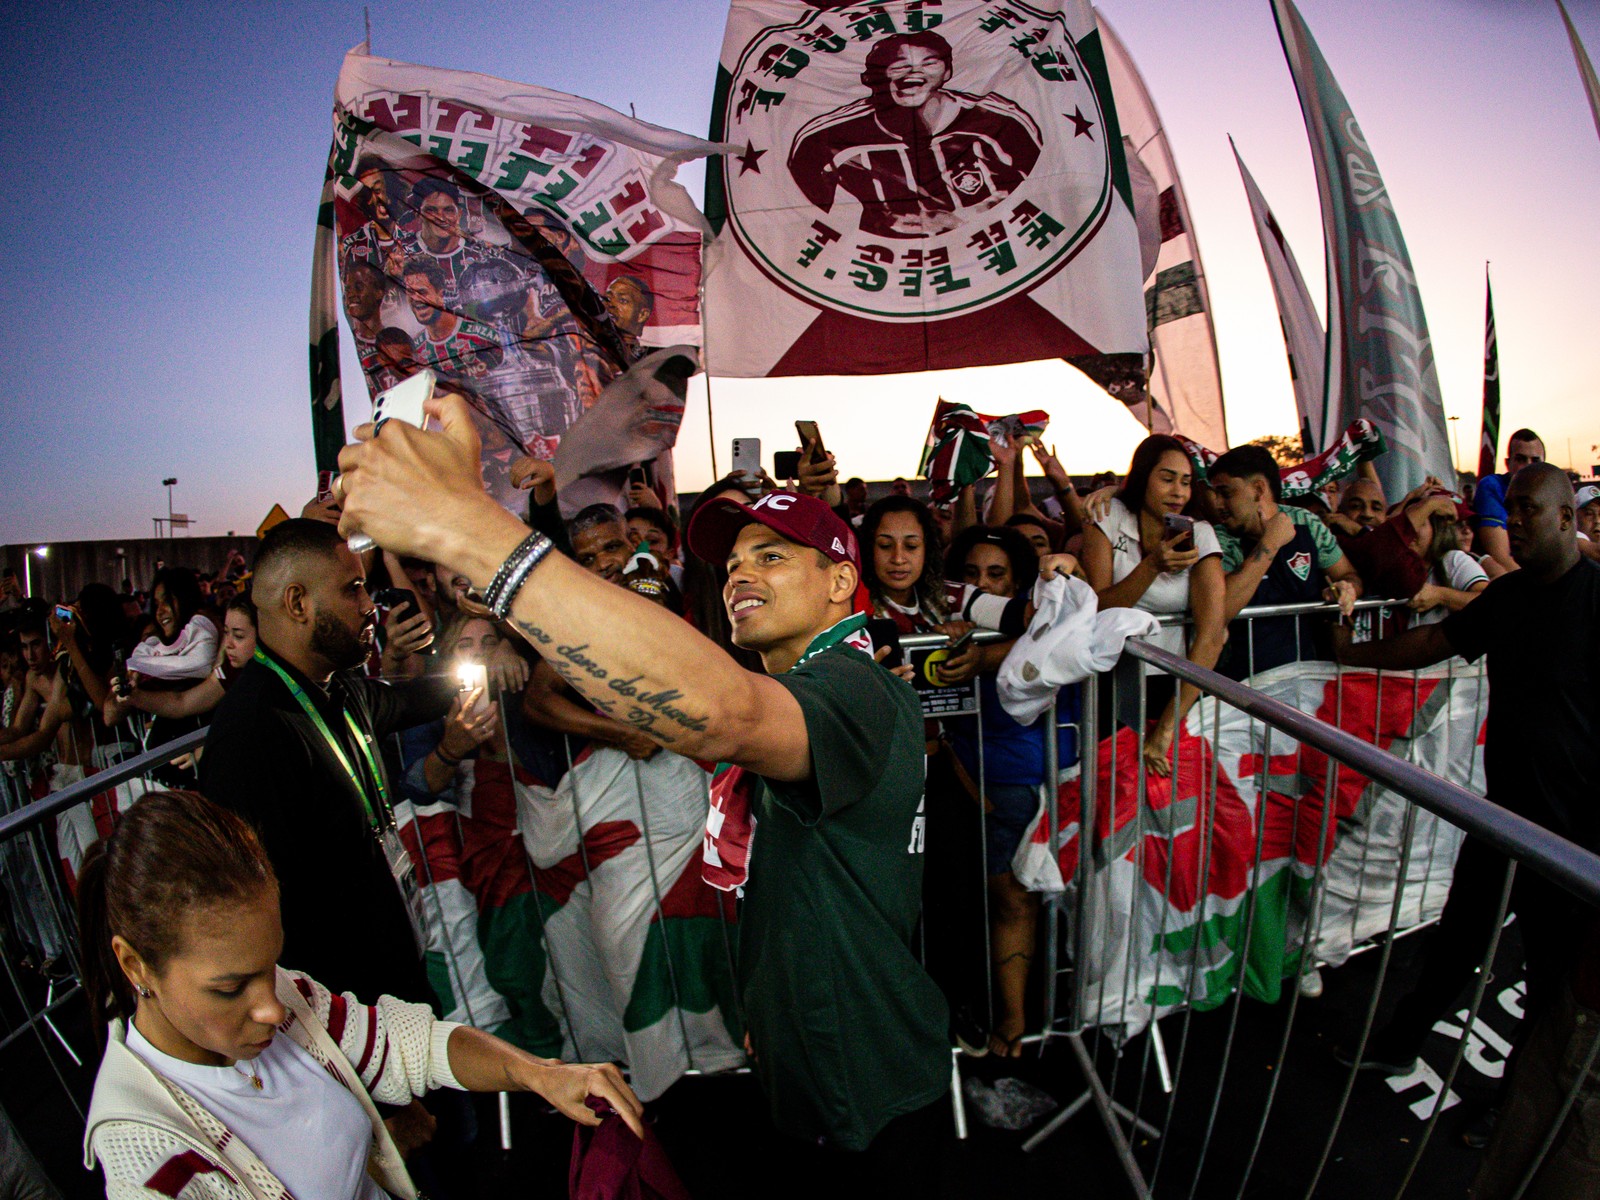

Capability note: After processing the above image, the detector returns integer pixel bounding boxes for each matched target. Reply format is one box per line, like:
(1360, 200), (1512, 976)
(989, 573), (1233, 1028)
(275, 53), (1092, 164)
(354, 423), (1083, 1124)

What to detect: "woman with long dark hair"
(860, 495), (948, 632)
(79, 790), (641, 1199)
(939, 525), (1055, 1058)
(1081, 435), (1226, 776)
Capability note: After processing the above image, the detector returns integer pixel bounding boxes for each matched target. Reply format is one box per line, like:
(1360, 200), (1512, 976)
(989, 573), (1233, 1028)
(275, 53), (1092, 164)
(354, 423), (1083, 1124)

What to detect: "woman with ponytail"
(79, 790), (643, 1200)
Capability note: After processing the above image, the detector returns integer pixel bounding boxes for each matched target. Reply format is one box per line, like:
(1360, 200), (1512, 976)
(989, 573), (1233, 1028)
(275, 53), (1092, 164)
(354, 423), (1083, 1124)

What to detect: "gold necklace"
(232, 1059), (263, 1091)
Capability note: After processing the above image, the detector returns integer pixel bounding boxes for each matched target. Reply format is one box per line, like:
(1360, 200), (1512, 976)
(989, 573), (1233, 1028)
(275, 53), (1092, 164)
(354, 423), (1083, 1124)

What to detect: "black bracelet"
(482, 531), (542, 611)
(487, 531), (557, 618)
(434, 745), (463, 768)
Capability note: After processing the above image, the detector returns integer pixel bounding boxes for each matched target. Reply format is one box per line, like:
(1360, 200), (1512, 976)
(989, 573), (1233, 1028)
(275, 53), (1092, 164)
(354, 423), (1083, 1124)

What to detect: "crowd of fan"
(1, 419), (1597, 1197)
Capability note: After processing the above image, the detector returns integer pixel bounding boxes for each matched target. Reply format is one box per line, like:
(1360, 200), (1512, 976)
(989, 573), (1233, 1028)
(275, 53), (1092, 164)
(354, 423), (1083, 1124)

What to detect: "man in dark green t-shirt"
(687, 491), (950, 1157)
(330, 401), (949, 1182)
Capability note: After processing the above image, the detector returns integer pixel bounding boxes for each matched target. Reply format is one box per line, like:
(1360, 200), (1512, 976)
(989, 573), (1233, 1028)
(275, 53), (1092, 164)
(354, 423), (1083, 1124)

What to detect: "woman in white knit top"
(79, 790), (642, 1199)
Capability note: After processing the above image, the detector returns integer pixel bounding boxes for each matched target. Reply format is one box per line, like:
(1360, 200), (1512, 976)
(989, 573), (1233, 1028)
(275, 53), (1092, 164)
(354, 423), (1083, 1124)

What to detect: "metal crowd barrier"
(4, 600), (1598, 1200)
(983, 597), (1600, 1200)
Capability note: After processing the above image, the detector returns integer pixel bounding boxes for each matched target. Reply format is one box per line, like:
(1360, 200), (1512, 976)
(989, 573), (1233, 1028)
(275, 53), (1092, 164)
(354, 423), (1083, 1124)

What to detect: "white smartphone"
(731, 437), (762, 480)
(349, 369), (438, 553)
(373, 368), (436, 434)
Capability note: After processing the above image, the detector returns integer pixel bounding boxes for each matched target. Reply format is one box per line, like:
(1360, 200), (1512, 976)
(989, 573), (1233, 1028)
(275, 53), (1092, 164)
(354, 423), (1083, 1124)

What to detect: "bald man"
(200, 519), (454, 1004)
(1332, 464), (1600, 1081)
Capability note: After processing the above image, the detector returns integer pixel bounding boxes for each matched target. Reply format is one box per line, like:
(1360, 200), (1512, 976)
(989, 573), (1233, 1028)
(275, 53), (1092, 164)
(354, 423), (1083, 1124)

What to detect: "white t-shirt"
(127, 1020), (384, 1200)
(1094, 497), (1222, 659)
(1412, 549), (1489, 627)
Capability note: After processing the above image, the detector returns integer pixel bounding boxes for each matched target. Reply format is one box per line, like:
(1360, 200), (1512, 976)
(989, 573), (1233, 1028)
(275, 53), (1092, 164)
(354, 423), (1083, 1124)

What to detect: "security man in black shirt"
(1332, 463), (1600, 1075)
(201, 519), (454, 1006)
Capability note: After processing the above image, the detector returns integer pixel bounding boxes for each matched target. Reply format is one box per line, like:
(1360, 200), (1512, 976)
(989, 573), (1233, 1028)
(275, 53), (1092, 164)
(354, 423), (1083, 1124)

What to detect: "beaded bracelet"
(485, 531), (557, 618)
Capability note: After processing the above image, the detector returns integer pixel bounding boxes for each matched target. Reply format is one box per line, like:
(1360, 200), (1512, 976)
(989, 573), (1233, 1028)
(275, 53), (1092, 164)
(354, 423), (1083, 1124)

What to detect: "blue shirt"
(1473, 472), (1510, 530)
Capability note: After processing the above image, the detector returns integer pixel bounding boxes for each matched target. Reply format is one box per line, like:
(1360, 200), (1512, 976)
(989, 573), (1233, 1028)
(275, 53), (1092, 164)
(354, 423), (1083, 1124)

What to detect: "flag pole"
(699, 275), (719, 479)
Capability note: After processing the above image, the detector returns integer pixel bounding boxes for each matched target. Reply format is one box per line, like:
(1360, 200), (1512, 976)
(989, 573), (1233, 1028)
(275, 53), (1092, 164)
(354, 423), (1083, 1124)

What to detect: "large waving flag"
(1478, 269), (1499, 480)
(1271, 0), (1453, 499)
(310, 45), (721, 508)
(703, 0), (1147, 377)
(1232, 140), (1326, 454)
(1559, 0), (1600, 142)
(1089, 9), (1228, 449)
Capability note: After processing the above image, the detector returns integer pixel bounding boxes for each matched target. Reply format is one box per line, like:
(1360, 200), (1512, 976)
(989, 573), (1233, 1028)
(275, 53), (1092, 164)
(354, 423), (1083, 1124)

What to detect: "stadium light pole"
(163, 477), (178, 544)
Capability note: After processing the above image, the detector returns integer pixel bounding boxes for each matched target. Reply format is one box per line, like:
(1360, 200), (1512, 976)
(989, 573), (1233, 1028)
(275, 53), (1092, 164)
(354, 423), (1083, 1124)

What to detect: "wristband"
(484, 531), (557, 618)
(434, 745), (463, 768)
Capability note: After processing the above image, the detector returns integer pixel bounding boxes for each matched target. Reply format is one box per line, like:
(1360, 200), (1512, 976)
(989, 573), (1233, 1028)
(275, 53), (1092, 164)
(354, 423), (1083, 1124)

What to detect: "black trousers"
(1385, 835), (1580, 1059)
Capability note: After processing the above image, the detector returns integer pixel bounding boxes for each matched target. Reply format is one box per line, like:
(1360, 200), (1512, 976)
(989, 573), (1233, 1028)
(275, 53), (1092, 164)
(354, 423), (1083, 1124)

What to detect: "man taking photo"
(333, 393), (951, 1188)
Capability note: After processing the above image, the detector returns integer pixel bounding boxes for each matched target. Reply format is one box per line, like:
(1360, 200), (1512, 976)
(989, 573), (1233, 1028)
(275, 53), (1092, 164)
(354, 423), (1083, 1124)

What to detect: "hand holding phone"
(795, 420), (825, 464)
(349, 370), (437, 553)
(1161, 512), (1196, 552)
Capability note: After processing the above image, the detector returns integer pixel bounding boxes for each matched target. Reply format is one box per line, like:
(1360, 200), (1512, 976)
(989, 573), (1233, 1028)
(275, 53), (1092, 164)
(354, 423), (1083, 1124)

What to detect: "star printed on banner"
(1064, 108), (1095, 139)
(736, 141), (767, 174)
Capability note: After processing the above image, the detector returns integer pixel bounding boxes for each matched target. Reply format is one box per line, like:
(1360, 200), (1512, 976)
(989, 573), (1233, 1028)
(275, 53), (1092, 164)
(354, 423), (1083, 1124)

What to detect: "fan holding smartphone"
(1080, 436), (1228, 778)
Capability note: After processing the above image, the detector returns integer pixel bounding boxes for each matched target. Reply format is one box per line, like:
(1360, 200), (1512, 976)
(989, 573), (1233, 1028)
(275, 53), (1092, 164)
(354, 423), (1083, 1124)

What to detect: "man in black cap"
(334, 393), (951, 1188)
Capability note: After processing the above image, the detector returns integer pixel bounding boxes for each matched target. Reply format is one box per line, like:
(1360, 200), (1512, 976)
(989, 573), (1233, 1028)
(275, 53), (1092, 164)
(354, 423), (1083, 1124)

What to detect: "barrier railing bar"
(1123, 640), (1600, 910)
(0, 729), (209, 842)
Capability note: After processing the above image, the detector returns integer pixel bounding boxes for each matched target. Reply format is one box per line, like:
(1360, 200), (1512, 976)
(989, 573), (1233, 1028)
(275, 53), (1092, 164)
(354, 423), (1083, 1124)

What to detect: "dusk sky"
(2, 0), (1597, 545)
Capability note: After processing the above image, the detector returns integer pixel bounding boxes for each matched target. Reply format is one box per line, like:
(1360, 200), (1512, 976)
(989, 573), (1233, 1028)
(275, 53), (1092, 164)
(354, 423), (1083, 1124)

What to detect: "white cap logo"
(754, 493), (796, 512)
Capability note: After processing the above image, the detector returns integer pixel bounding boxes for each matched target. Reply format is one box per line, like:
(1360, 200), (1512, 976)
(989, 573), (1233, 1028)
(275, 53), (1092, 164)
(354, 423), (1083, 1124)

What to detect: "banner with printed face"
(1271, 0), (1453, 498)
(311, 46), (720, 505)
(1013, 658), (1485, 1036)
(703, 0), (1147, 376)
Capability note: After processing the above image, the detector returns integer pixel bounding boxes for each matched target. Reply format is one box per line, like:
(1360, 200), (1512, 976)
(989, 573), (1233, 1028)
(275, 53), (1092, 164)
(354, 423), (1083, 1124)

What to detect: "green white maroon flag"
(310, 45), (720, 505)
(1478, 269), (1499, 480)
(1089, 9), (1228, 449)
(1272, 0), (1453, 498)
(1232, 140), (1326, 454)
(703, 0), (1147, 376)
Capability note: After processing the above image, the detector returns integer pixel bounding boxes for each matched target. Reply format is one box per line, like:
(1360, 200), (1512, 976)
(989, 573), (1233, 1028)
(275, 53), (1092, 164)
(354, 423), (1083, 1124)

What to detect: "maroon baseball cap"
(687, 490), (860, 568)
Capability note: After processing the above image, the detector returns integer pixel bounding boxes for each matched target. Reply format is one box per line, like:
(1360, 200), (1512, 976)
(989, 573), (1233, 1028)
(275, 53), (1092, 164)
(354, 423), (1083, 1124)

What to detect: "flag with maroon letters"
(703, 0), (1147, 376)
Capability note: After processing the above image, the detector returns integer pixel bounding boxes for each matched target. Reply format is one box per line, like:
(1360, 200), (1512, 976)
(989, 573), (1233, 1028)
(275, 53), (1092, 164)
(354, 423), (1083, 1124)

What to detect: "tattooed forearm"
(513, 620), (711, 746)
(608, 675), (709, 732)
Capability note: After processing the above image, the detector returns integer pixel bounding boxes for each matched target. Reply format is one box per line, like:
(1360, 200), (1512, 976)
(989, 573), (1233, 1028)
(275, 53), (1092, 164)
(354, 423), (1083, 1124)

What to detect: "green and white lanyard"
(253, 649), (390, 831)
(255, 649), (428, 952)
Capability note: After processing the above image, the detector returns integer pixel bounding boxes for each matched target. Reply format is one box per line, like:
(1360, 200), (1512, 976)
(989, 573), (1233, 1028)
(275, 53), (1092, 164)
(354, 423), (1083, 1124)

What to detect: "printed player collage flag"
(703, 0), (1148, 376)
(311, 45), (721, 509)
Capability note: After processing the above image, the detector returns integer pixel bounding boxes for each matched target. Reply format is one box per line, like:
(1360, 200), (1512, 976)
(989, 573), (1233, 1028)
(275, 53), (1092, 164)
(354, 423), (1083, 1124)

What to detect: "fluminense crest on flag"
(1233, 140), (1327, 456)
(703, 0), (1147, 376)
(1272, 0), (1453, 499)
(1079, 9), (1227, 449)
(310, 45), (722, 507)
(1478, 269), (1499, 480)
